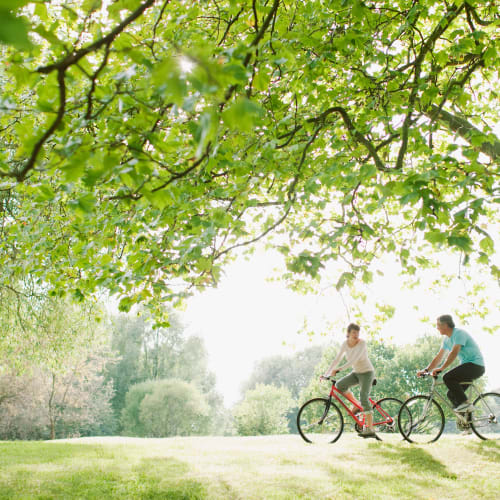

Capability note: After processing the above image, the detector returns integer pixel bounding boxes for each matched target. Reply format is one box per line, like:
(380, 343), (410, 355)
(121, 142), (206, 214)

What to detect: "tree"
(44, 351), (115, 440)
(104, 314), (144, 423)
(241, 345), (323, 400)
(121, 378), (210, 437)
(0, 369), (47, 440)
(140, 379), (211, 437)
(120, 380), (156, 436)
(233, 384), (295, 436)
(0, 286), (106, 370)
(0, 1), (498, 314)
(106, 310), (225, 433)
(0, 348), (115, 440)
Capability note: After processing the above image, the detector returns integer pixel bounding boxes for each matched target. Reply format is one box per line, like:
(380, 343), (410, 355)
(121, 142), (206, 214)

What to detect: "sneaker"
(460, 428), (472, 436)
(358, 429), (382, 441)
(454, 402), (472, 412)
(456, 420), (470, 432)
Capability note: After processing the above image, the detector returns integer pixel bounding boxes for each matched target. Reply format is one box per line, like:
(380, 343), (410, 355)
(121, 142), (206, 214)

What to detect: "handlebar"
(418, 371), (440, 379)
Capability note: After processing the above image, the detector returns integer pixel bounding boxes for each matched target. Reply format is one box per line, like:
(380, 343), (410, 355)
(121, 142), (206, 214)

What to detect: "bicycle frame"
(326, 380), (395, 429)
(416, 376), (487, 424)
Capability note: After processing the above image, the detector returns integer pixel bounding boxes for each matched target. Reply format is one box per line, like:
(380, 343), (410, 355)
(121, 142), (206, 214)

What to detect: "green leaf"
(0, 9), (32, 50)
(447, 235), (472, 252)
(222, 98), (264, 132)
(253, 68), (271, 91)
(33, 25), (64, 46)
(143, 190), (170, 210)
(2, 1), (32, 8)
(34, 184), (56, 202)
(151, 57), (186, 105)
(479, 236), (494, 255)
(424, 231), (447, 245)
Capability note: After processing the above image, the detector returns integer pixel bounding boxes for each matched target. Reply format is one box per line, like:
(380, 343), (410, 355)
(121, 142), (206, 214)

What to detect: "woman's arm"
(324, 342), (347, 377)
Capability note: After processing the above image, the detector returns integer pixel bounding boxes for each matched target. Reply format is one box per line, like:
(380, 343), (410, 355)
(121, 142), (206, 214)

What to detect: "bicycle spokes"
(297, 398), (344, 444)
(399, 395), (445, 444)
(470, 392), (500, 440)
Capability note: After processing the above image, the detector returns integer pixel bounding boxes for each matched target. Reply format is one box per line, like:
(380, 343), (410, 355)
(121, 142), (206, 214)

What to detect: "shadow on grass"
(466, 439), (500, 461)
(374, 443), (457, 479)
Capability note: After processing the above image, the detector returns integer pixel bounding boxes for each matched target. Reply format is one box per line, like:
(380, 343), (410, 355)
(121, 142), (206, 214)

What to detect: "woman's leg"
(336, 372), (360, 410)
(357, 371), (375, 431)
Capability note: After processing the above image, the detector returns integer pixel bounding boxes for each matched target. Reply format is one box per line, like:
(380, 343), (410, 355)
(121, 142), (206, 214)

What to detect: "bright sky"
(184, 249), (500, 407)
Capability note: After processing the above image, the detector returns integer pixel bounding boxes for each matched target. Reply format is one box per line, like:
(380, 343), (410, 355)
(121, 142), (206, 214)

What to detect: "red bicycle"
(297, 377), (404, 443)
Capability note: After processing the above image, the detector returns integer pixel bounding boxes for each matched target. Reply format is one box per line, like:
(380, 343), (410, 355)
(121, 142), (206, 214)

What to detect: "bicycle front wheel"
(373, 397), (404, 435)
(297, 398), (344, 444)
(398, 395), (445, 444)
(470, 392), (500, 440)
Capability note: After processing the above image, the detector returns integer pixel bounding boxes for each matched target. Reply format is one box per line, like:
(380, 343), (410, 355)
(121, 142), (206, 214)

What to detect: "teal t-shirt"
(442, 328), (484, 366)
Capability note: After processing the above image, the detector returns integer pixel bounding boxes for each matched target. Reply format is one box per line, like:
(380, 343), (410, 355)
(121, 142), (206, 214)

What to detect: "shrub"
(233, 384), (295, 436)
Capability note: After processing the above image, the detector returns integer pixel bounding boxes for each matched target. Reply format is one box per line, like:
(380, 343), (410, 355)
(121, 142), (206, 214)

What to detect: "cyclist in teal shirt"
(417, 314), (485, 412)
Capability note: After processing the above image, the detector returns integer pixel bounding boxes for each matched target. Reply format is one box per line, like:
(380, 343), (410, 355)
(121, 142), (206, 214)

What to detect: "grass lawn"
(0, 433), (498, 499)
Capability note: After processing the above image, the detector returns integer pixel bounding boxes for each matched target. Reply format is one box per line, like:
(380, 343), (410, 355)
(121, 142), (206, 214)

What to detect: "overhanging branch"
(427, 104), (500, 162)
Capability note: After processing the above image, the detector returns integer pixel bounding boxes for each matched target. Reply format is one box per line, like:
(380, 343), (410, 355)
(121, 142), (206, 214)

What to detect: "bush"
(120, 380), (157, 436)
(233, 384), (295, 436)
(121, 379), (210, 437)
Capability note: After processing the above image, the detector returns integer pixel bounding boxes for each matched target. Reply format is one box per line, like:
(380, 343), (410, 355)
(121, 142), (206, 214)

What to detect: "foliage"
(0, 0), (498, 313)
(0, 354), (115, 440)
(121, 378), (210, 437)
(0, 286), (105, 370)
(233, 383), (295, 435)
(120, 379), (157, 436)
(240, 345), (323, 400)
(106, 311), (226, 434)
(0, 369), (47, 440)
(139, 379), (211, 437)
(0, 294), (115, 440)
(104, 314), (144, 421)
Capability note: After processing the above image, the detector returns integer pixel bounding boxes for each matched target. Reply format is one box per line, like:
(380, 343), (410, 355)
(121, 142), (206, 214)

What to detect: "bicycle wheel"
(297, 398), (344, 444)
(470, 392), (500, 440)
(373, 397), (404, 434)
(398, 395), (445, 444)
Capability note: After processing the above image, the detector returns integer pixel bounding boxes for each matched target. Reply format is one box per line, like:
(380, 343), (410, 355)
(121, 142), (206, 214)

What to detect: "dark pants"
(443, 363), (485, 407)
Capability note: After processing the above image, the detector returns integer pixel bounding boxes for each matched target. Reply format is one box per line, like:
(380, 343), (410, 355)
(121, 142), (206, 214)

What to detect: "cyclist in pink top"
(321, 323), (377, 439)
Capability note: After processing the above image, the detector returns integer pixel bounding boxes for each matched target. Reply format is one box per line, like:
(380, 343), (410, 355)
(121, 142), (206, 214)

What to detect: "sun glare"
(179, 56), (195, 74)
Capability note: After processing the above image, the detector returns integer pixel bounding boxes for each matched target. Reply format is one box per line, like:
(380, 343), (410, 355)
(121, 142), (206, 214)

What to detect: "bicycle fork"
(412, 396), (433, 431)
(317, 399), (332, 425)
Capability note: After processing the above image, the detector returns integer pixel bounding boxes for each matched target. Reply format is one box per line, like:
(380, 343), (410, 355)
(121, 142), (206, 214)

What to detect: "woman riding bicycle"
(321, 323), (378, 439)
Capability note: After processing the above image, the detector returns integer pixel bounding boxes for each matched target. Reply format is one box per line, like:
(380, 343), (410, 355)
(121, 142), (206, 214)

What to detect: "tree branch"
(37, 0), (159, 74)
(426, 105), (500, 161)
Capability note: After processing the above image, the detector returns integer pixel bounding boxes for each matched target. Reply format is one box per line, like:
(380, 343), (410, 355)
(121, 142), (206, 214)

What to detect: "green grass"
(0, 433), (499, 499)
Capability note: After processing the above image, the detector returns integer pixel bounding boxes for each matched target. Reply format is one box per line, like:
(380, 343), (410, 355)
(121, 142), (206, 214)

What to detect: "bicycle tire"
(398, 395), (445, 444)
(470, 392), (500, 441)
(297, 398), (344, 444)
(373, 397), (404, 434)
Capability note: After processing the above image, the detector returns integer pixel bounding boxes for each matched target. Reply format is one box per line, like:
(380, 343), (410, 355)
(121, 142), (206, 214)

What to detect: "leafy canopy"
(1, 0), (499, 312)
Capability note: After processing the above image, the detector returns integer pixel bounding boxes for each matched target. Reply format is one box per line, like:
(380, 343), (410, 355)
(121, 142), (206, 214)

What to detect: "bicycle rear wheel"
(398, 395), (445, 444)
(373, 397), (404, 435)
(297, 398), (344, 444)
(470, 392), (500, 440)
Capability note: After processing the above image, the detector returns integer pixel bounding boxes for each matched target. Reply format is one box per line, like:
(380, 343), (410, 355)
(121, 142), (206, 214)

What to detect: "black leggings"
(443, 363), (485, 407)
